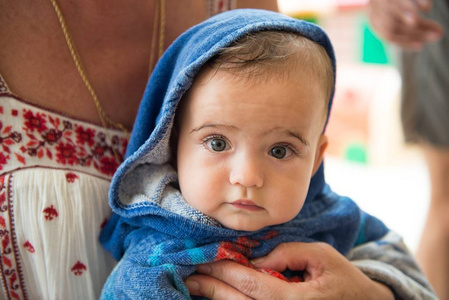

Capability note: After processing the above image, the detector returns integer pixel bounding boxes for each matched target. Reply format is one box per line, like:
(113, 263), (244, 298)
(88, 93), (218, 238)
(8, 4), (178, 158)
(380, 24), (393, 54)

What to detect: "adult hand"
(186, 242), (394, 300)
(368, 0), (443, 50)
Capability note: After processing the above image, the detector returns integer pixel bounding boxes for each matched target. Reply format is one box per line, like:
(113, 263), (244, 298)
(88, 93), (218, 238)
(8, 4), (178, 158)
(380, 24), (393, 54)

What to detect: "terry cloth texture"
(100, 9), (436, 299)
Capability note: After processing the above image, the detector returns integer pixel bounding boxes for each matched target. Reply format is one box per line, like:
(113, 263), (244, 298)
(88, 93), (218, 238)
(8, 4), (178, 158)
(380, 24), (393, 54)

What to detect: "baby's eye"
(206, 138), (228, 152)
(270, 145), (294, 159)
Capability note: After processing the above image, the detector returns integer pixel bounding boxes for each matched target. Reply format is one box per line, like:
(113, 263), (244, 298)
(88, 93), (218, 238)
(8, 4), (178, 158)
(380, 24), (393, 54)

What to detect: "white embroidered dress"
(0, 77), (127, 299)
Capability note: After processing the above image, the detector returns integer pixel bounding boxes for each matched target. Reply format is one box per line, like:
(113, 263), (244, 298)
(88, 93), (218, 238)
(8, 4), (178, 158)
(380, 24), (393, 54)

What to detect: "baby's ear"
(312, 134), (328, 176)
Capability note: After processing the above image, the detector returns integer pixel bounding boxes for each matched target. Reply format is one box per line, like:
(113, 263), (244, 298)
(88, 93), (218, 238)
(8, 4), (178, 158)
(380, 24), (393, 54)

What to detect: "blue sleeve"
(100, 257), (194, 299)
(99, 228), (197, 299)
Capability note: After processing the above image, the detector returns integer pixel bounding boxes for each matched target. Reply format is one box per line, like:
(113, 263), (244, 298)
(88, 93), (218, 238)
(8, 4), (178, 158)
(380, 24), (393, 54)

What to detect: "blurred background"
(278, 0), (429, 253)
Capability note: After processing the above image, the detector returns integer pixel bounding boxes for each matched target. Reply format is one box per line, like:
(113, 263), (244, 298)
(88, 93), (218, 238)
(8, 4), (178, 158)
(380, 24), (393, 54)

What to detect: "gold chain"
(49, 0), (166, 137)
(149, 0), (166, 75)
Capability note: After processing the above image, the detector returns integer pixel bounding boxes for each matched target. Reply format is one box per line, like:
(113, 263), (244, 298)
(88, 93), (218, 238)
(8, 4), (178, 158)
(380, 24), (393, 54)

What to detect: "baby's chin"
(217, 213), (299, 232)
(218, 219), (280, 232)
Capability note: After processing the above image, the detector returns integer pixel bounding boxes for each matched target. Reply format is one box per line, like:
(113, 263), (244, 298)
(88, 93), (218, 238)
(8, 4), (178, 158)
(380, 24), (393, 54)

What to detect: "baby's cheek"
(277, 204), (303, 224)
(278, 187), (307, 220)
(186, 176), (222, 213)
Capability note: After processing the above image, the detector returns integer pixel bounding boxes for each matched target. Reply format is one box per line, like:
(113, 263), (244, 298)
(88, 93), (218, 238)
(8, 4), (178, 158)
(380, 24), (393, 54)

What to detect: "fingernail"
(250, 257), (266, 265)
(197, 264), (211, 274)
(185, 279), (200, 293)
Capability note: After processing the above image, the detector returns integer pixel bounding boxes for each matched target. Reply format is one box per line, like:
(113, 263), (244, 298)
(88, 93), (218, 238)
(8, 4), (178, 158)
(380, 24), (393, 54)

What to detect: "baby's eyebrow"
(264, 128), (309, 146)
(190, 125), (308, 146)
(190, 124), (237, 134)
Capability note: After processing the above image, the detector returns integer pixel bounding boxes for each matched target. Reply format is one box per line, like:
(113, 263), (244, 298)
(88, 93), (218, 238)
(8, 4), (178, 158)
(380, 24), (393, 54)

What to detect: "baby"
(100, 9), (436, 299)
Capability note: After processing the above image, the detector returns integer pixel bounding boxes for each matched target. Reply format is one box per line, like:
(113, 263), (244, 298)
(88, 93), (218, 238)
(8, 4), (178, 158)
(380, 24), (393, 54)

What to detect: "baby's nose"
(229, 154), (264, 188)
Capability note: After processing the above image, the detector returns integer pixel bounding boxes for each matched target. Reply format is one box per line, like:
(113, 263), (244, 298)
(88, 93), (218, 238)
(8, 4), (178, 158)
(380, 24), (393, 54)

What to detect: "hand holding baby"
(187, 242), (394, 300)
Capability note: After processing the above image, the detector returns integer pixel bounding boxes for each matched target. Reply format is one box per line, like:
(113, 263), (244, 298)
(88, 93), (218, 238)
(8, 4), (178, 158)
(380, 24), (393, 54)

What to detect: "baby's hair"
(205, 30), (334, 108)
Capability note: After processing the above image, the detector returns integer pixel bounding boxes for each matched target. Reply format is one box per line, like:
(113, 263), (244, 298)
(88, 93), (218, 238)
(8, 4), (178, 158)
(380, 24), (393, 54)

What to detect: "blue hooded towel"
(99, 9), (390, 299)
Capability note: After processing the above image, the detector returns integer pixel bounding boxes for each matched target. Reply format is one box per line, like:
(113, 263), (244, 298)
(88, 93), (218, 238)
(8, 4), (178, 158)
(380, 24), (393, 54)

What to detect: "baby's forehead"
(184, 67), (328, 118)
(191, 61), (329, 107)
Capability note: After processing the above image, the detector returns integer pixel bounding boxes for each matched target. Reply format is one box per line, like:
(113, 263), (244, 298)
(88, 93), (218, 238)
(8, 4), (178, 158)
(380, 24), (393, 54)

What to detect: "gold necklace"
(149, 0), (166, 75)
(49, 0), (166, 138)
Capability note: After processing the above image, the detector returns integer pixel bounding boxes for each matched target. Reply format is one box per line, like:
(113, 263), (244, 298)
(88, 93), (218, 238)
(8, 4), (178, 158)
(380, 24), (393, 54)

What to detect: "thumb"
(251, 242), (311, 272)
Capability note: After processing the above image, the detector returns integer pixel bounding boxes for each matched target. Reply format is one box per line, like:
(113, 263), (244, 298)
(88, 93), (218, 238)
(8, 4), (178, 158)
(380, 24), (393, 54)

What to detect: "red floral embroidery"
(56, 142), (77, 165)
(0, 102), (128, 176)
(92, 144), (106, 158)
(0, 153), (9, 171)
(23, 241), (35, 253)
(2, 252), (11, 268)
(0, 177), (5, 212)
(11, 290), (20, 300)
(75, 127), (95, 147)
(98, 156), (119, 176)
(23, 110), (48, 133)
(65, 172), (79, 183)
(0, 175), (28, 299)
(8, 272), (17, 291)
(0, 120), (22, 170)
(14, 153), (26, 165)
(42, 129), (62, 145)
(43, 205), (58, 221)
(71, 261), (87, 276)
(1, 231), (9, 254)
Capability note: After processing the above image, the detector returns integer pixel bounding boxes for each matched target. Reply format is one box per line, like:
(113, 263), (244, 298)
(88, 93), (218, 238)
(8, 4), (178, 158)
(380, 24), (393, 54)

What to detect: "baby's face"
(176, 69), (328, 231)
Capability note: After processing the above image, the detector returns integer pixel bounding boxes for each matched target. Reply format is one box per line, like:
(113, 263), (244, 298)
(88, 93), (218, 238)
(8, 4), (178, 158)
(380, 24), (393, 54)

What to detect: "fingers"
(418, 17), (444, 41)
(186, 274), (251, 300)
(186, 243), (393, 300)
(251, 242), (335, 271)
(368, 0), (443, 49)
(251, 242), (306, 272)
(385, 18), (443, 50)
(187, 260), (292, 300)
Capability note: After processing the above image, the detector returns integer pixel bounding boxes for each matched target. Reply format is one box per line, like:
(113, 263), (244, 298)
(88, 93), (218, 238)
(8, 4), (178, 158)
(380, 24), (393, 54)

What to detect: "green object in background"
(345, 142), (368, 164)
(360, 16), (390, 64)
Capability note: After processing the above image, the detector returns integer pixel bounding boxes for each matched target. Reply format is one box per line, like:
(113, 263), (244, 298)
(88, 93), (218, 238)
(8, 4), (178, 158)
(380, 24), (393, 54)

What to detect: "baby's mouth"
(229, 199), (264, 211)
